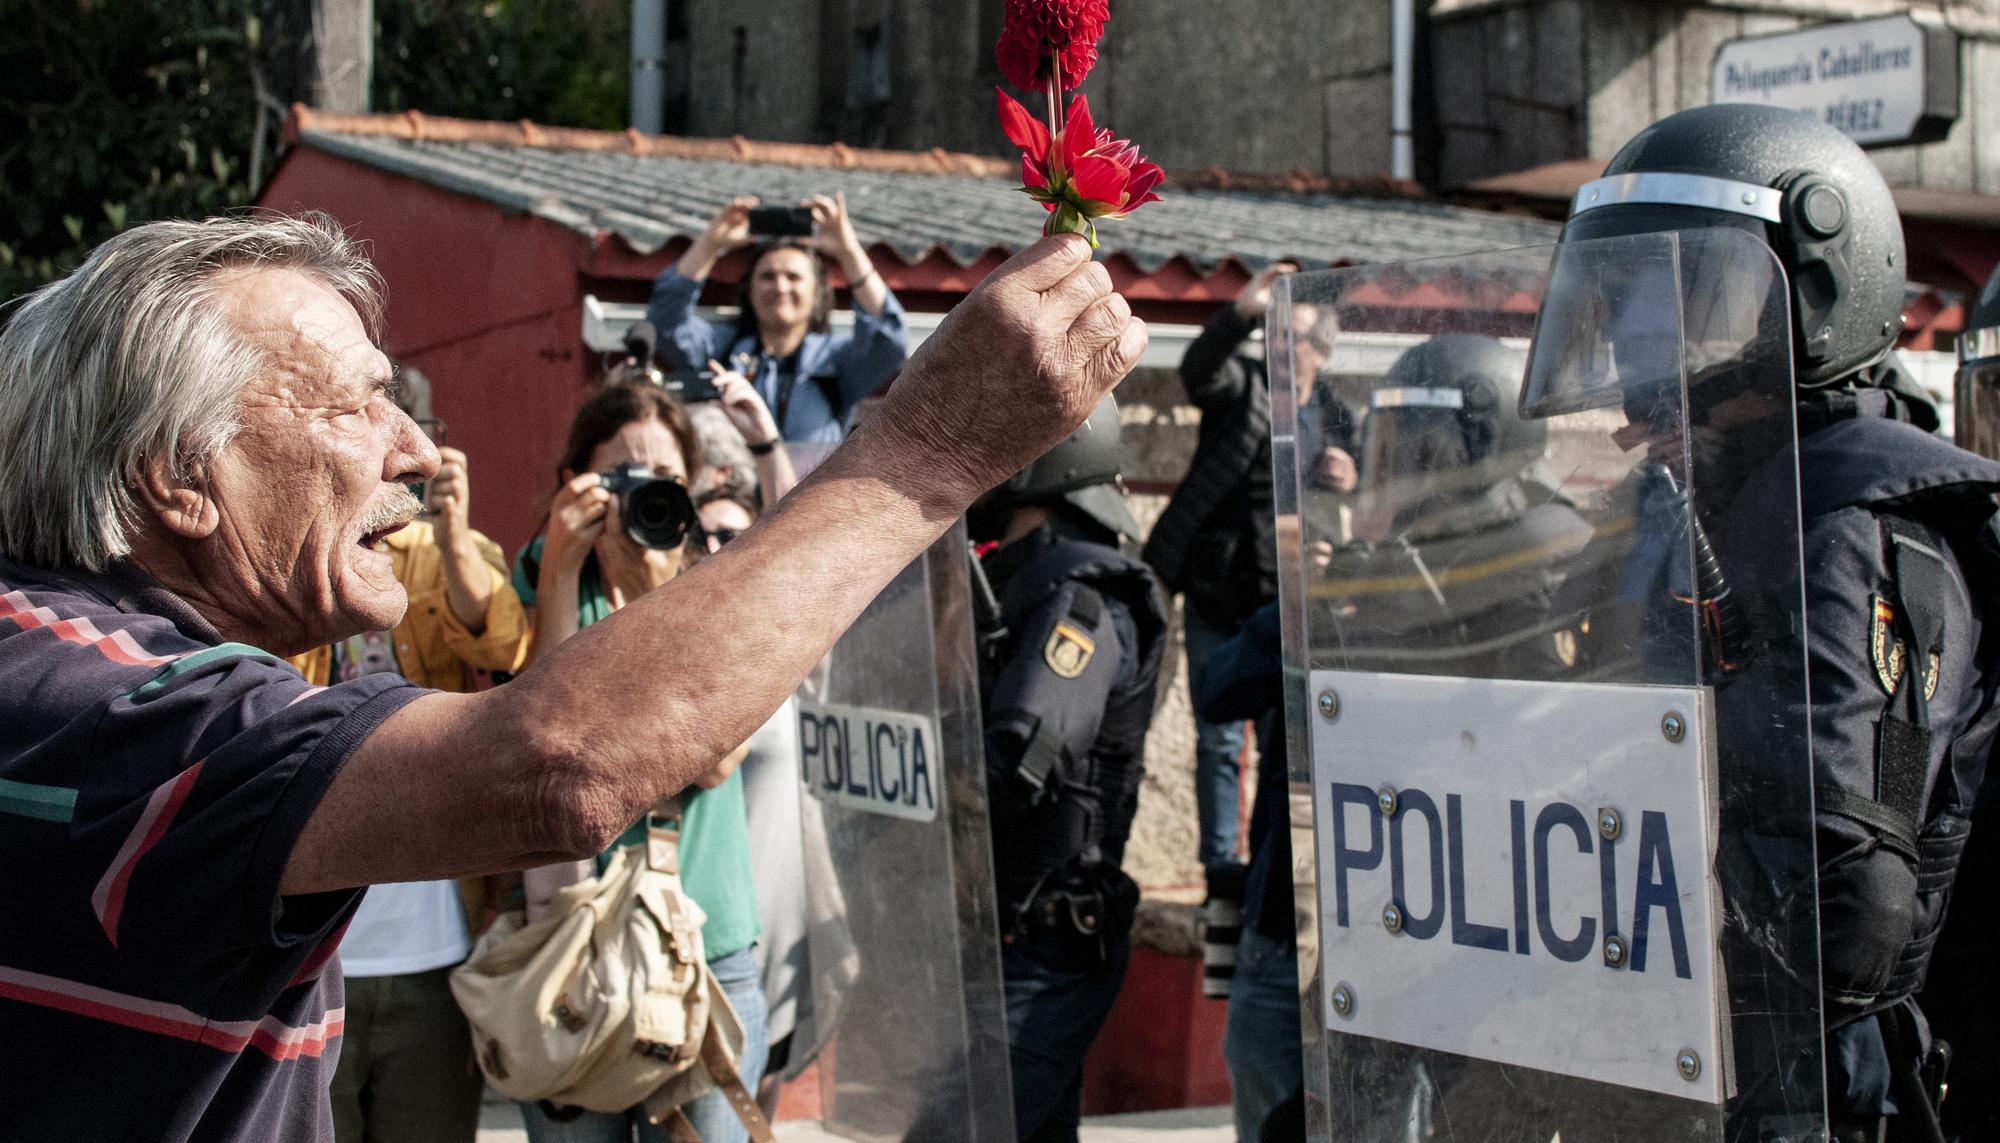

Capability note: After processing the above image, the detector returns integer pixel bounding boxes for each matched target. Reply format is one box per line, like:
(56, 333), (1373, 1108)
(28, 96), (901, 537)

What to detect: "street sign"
(1711, 14), (1960, 148)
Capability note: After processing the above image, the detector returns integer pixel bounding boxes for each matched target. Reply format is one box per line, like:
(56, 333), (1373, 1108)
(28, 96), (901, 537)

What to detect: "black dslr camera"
(599, 462), (697, 550)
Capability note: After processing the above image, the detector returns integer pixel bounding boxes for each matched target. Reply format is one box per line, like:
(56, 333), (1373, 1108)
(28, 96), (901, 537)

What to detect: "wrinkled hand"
(1235, 261), (1298, 321)
(427, 446), (472, 534)
(1313, 446), (1358, 493)
(544, 472), (610, 574)
(710, 360), (778, 447)
(701, 196), (759, 254)
(804, 192), (863, 262)
(870, 234), (1147, 502)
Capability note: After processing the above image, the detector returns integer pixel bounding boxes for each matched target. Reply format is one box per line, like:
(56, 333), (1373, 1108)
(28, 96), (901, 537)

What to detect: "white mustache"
(359, 486), (424, 536)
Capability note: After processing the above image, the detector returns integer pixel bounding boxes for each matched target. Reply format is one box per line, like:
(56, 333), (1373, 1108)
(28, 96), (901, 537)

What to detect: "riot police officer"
(1537, 104), (2000, 1143)
(968, 395), (1168, 1143)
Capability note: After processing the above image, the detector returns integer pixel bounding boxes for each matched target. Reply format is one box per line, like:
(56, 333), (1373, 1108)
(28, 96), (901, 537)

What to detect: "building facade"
(661, 1), (2000, 194)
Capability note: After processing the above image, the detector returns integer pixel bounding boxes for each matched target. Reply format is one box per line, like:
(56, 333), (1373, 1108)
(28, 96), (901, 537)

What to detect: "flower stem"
(1045, 62), (1061, 141)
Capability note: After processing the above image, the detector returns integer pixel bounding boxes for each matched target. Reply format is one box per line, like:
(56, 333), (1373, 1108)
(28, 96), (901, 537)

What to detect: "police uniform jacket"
(1776, 414), (2000, 1121)
(979, 521), (1168, 910)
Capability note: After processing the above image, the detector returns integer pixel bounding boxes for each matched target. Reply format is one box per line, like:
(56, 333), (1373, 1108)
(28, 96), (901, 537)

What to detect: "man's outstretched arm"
(282, 235), (1148, 894)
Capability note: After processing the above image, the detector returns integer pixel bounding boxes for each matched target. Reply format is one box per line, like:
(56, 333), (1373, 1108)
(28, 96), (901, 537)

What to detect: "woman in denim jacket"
(647, 194), (907, 446)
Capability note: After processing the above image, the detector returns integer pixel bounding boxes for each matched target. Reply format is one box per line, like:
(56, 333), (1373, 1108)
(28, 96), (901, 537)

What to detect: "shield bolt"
(1661, 711), (1687, 743)
(1316, 689), (1340, 720)
(1376, 785), (1399, 817)
(1603, 932), (1629, 968)
(1382, 903), (1404, 934)
(1677, 1049), (1702, 1081)
(1330, 984), (1354, 1018)
(1597, 808), (1623, 842)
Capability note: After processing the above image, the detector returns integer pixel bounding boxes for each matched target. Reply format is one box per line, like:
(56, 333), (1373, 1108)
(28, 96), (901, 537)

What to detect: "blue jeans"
(518, 947), (770, 1143)
(1184, 606), (1246, 870)
(1223, 928), (1303, 1143)
(1003, 938), (1131, 1142)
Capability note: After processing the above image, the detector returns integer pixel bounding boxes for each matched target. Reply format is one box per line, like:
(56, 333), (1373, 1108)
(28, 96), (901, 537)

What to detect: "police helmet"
(1368, 335), (1547, 489)
(1559, 104), (1904, 390)
(976, 395), (1140, 542)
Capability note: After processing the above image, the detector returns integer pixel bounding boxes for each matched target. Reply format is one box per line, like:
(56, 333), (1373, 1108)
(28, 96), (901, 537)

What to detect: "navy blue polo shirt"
(0, 555), (424, 1141)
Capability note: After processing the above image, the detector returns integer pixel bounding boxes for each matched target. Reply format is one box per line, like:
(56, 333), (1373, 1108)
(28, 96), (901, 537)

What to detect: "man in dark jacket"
(1144, 263), (1350, 959)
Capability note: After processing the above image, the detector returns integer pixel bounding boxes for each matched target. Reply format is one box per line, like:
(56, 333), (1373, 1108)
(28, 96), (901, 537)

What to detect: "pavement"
(475, 1095), (1235, 1141)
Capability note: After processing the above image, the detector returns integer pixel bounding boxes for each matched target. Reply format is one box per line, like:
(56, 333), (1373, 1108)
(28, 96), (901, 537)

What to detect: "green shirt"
(513, 538), (761, 960)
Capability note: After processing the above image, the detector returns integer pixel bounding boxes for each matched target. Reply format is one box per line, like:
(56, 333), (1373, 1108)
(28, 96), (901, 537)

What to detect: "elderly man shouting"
(0, 214), (1145, 1141)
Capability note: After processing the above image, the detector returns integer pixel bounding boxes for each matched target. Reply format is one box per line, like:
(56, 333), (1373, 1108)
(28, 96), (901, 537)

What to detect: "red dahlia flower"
(995, 0), (1108, 92)
(997, 88), (1163, 247)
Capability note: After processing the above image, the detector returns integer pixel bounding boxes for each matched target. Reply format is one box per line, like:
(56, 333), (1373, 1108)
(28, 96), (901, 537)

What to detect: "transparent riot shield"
(1957, 329), (2000, 461)
(1270, 229), (1824, 1141)
(792, 515), (1016, 1142)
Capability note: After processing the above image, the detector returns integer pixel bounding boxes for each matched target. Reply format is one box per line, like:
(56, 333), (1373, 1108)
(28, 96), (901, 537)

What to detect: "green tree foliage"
(374, 0), (628, 131)
(1, 0), (628, 305)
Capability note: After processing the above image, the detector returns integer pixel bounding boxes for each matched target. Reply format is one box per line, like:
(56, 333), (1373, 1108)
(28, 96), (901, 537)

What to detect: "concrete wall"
(671, 0), (2000, 195)
(675, 0), (1403, 179)
(1432, 1), (2000, 192)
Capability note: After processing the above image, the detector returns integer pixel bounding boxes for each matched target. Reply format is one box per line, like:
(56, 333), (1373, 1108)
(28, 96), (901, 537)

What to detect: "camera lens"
(621, 478), (696, 550)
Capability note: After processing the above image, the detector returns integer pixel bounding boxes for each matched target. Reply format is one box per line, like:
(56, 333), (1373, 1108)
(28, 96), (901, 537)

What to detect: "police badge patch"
(1044, 620), (1096, 679)
(1870, 594), (1941, 700)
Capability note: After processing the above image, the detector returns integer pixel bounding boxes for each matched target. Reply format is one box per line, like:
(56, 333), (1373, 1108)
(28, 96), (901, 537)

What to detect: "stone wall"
(669, 0), (2000, 195)
(1431, 1), (2000, 192)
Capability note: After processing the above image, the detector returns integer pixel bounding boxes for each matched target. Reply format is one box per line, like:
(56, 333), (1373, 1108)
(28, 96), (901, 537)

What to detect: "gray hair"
(0, 212), (381, 570)
(687, 403), (759, 504)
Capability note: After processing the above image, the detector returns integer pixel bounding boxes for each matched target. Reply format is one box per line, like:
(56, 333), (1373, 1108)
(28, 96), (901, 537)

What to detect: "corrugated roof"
(288, 108), (1559, 274)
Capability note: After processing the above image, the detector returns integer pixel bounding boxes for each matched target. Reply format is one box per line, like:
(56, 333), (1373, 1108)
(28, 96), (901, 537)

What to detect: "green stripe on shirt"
(0, 777), (78, 823)
(129, 643), (277, 698)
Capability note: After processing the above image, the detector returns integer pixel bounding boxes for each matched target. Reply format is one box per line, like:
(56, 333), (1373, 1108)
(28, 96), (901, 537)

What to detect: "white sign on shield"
(798, 699), (943, 823)
(1309, 670), (1725, 1104)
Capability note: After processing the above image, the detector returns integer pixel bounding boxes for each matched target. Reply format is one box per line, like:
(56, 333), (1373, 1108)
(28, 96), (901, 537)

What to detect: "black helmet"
(1369, 335), (1547, 488)
(976, 395), (1139, 542)
(1562, 104), (1905, 389)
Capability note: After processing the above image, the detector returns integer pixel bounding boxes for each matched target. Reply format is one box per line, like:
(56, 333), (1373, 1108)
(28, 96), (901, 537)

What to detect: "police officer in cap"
(968, 395), (1167, 1143)
(1546, 103), (2000, 1143)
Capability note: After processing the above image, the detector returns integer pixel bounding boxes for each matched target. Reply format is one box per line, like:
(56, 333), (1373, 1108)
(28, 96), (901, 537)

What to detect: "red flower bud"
(995, 0), (1109, 92)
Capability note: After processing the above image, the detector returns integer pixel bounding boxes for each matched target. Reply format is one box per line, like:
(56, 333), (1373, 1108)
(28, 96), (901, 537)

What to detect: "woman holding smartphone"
(645, 193), (907, 445)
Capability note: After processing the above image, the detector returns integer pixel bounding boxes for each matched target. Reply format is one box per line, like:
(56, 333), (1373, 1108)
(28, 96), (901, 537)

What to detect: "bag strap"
(651, 1008), (777, 1143)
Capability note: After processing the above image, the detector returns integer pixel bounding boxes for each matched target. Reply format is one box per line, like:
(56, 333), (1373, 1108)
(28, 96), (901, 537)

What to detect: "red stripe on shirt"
(288, 917), (351, 987)
(0, 591), (174, 668)
(0, 963), (344, 1061)
(91, 761), (205, 947)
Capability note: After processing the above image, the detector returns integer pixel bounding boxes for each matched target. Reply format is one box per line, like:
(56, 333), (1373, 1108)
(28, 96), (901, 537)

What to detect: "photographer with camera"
(508, 382), (768, 1143)
(648, 194), (906, 445)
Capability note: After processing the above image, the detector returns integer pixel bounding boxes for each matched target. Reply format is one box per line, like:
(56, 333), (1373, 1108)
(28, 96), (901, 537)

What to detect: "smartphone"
(747, 205), (816, 237)
(663, 370), (723, 404)
(412, 417), (446, 505)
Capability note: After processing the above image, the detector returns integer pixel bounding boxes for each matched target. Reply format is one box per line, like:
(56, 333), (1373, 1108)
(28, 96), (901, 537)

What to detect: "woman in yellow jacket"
(287, 442), (531, 1143)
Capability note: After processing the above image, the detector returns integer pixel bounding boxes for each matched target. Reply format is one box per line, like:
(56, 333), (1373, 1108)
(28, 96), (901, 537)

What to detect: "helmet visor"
(1520, 228), (1786, 419)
